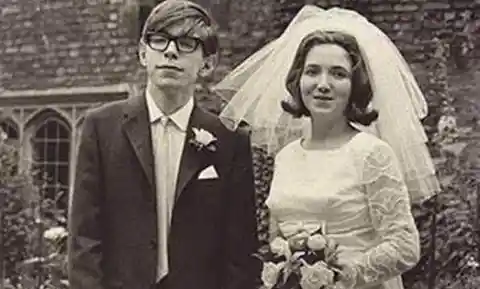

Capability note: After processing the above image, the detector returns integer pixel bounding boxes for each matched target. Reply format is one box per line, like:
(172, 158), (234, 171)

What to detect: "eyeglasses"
(145, 33), (202, 53)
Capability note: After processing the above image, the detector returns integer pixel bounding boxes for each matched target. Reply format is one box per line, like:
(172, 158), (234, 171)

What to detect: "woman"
(267, 30), (419, 289)
(215, 6), (440, 289)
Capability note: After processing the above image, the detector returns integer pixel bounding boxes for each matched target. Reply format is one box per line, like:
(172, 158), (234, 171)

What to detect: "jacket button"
(149, 239), (157, 249)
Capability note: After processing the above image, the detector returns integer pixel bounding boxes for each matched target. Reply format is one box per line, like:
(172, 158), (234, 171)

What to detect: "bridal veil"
(214, 5), (440, 203)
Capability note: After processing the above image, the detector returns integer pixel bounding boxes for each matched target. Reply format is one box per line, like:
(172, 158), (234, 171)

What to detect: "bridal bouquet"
(256, 227), (342, 289)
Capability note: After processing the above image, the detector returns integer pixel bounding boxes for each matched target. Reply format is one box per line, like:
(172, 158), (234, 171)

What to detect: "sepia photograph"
(0, 0), (479, 289)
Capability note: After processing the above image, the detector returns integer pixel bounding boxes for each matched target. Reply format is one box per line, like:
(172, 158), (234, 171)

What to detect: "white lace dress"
(266, 132), (420, 289)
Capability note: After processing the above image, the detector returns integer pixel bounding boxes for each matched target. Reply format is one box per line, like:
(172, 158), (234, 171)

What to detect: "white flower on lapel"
(191, 127), (217, 152)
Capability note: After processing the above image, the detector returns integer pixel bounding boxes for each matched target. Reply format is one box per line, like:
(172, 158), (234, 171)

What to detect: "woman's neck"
(303, 117), (356, 149)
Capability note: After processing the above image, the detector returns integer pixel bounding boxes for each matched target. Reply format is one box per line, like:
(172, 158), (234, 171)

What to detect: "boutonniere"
(190, 127), (217, 152)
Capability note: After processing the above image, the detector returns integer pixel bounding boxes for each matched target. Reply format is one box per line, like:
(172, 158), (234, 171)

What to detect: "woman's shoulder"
(351, 132), (401, 174)
(273, 132), (396, 162)
(352, 131), (394, 154)
(274, 139), (303, 160)
(344, 131), (399, 170)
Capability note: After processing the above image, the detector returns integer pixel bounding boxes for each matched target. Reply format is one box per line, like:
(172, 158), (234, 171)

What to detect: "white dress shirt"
(145, 91), (194, 281)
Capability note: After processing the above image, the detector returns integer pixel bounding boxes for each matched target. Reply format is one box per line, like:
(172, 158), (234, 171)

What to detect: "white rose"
(192, 128), (216, 146)
(261, 261), (285, 289)
(307, 234), (327, 251)
(0, 130), (8, 142)
(437, 115), (457, 134)
(270, 237), (291, 257)
(299, 261), (335, 289)
(467, 256), (480, 268)
(43, 226), (68, 241)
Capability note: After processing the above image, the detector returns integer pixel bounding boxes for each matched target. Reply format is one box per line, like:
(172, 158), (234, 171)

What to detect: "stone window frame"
(0, 83), (130, 203)
(28, 109), (72, 206)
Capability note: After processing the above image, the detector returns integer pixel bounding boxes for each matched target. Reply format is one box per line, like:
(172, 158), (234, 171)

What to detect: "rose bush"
(0, 128), (68, 289)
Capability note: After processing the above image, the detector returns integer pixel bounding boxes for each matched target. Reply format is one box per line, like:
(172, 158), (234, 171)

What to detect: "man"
(68, 1), (260, 289)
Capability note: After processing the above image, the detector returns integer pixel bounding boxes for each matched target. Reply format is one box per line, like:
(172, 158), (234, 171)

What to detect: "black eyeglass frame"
(144, 32), (203, 53)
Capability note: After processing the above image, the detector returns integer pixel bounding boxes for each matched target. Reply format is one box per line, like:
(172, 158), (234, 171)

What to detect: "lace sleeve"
(267, 164), (282, 242)
(349, 142), (420, 288)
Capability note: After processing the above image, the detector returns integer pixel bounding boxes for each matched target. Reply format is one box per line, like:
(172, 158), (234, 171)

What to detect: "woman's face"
(299, 43), (353, 121)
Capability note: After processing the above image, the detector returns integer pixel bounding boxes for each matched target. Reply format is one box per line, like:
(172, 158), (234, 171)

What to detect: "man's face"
(139, 24), (211, 92)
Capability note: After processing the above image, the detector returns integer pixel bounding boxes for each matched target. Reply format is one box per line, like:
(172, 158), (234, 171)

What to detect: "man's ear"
(198, 54), (218, 78)
(138, 42), (147, 67)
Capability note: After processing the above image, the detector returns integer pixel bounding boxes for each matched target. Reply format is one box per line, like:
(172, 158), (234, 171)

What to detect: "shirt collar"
(145, 90), (194, 132)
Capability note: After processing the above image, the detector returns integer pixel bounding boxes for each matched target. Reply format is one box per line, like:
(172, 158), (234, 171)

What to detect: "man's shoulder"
(198, 106), (251, 139)
(83, 98), (132, 121)
(234, 120), (252, 137)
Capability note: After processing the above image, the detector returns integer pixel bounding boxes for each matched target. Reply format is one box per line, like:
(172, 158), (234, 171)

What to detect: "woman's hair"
(282, 30), (378, 126)
(141, 0), (219, 57)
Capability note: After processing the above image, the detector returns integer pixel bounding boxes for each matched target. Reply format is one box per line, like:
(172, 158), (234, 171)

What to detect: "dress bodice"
(266, 132), (420, 289)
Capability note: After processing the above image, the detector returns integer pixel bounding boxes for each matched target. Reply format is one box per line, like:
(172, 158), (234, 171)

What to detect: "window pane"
(32, 116), (71, 205)
(47, 142), (57, 160)
(45, 185), (57, 199)
(44, 163), (57, 183)
(33, 142), (46, 162)
(46, 120), (58, 138)
(36, 124), (47, 138)
(58, 164), (69, 187)
(59, 142), (70, 162)
(58, 123), (70, 139)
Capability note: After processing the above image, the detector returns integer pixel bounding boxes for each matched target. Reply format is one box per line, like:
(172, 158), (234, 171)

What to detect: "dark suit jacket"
(68, 91), (260, 289)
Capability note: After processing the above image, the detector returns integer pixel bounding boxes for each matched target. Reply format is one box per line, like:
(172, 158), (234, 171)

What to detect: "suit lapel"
(174, 105), (214, 202)
(122, 92), (155, 202)
(121, 94), (218, 204)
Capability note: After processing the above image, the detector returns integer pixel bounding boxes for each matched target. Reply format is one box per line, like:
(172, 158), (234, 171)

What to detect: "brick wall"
(216, 0), (479, 118)
(1, 0), (478, 114)
(210, 0), (478, 116)
(0, 0), (139, 91)
(222, 0), (479, 66)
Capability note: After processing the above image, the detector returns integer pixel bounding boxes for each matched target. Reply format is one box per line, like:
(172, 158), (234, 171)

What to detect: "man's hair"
(141, 0), (219, 56)
(282, 30), (378, 126)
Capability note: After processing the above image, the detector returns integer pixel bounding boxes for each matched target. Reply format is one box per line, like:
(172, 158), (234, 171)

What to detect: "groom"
(68, 1), (260, 289)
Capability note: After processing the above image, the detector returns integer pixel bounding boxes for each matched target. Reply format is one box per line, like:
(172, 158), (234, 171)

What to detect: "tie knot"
(159, 115), (170, 126)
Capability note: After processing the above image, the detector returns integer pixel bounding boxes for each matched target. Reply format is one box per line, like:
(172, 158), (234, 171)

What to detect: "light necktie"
(156, 115), (173, 281)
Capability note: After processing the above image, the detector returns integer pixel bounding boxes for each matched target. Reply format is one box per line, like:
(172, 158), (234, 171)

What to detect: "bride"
(215, 5), (440, 289)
